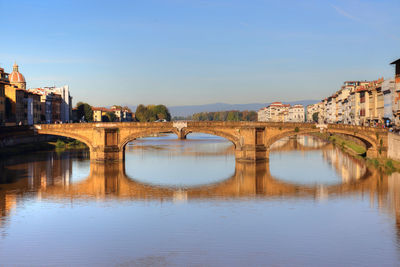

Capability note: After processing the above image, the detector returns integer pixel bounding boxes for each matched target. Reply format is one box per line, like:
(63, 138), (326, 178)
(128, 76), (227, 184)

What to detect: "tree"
(135, 104), (148, 122)
(105, 111), (117, 122)
(190, 110), (257, 122)
(312, 112), (319, 123)
(135, 104), (171, 122)
(153, 105), (171, 121)
(76, 102), (93, 122)
(226, 111), (239, 121)
(247, 111), (257, 121)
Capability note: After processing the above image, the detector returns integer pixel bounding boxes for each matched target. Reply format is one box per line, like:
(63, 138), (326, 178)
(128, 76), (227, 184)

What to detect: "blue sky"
(1, 0), (399, 106)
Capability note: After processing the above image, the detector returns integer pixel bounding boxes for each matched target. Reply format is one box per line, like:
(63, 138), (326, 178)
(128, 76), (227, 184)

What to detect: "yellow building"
(5, 85), (27, 124)
(5, 62), (27, 124)
(92, 107), (108, 122)
(4, 63), (35, 125)
(366, 78), (385, 125)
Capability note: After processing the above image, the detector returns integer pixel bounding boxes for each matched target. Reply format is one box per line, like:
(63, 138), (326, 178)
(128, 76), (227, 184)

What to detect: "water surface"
(0, 134), (399, 266)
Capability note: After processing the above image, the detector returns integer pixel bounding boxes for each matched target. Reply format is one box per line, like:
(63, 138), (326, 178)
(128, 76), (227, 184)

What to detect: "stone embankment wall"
(0, 126), (54, 148)
(388, 132), (400, 161)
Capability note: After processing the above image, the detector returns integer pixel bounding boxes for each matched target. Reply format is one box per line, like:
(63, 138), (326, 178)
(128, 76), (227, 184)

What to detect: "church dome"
(9, 62), (25, 83)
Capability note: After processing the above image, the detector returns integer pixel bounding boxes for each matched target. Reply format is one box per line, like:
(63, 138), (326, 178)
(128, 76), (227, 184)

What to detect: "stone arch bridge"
(34, 122), (388, 162)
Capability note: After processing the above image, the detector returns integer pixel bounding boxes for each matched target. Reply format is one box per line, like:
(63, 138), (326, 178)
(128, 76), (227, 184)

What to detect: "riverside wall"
(0, 126), (55, 148)
(388, 132), (400, 162)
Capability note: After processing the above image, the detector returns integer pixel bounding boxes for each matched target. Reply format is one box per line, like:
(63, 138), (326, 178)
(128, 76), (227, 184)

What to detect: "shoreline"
(310, 132), (400, 173)
(0, 138), (89, 158)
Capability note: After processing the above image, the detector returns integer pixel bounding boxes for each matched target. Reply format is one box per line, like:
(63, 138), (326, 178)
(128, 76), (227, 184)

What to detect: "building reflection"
(322, 147), (367, 182)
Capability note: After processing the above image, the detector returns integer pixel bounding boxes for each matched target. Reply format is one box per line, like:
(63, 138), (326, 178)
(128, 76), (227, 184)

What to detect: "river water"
(0, 134), (399, 266)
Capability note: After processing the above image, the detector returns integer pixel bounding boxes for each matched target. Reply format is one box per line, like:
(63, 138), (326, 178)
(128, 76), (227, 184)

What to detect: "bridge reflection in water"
(1, 137), (400, 233)
(0, 144), (396, 201)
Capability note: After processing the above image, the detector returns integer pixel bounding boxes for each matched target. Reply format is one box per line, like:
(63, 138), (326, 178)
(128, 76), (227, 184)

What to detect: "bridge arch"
(182, 129), (240, 148)
(266, 129), (376, 155)
(35, 130), (93, 150)
(270, 135), (331, 152)
(266, 130), (320, 148)
(119, 128), (239, 152)
(119, 129), (177, 152)
(326, 129), (375, 150)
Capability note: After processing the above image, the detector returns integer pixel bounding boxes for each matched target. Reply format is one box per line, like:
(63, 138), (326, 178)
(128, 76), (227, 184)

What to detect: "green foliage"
(55, 138), (87, 150)
(227, 111), (239, 121)
(76, 102), (93, 122)
(55, 139), (65, 148)
(371, 159), (379, 168)
(191, 110), (257, 121)
(135, 104), (171, 122)
(328, 135), (366, 154)
(294, 127), (299, 132)
(105, 111), (117, 122)
(312, 112), (319, 123)
(385, 160), (396, 172)
(101, 115), (110, 122)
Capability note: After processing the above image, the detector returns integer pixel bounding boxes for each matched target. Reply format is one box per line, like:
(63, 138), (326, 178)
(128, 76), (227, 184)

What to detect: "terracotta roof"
(9, 71), (25, 83)
(92, 107), (112, 112)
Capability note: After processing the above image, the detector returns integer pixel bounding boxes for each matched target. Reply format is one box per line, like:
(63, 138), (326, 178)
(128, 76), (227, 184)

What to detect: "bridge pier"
(366, 147), (387, 158)
(91, 147), (123, 162)
(177, 130), (187, 140)
(235, 146), (269, 162)
(91, 127), (123, 162)
(235, 127), (269, 162)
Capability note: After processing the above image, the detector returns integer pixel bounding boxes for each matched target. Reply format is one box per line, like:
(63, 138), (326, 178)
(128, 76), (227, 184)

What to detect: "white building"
(28, 85), (72, 123)
(325, 96), (337, 123)
(258, 102), (290, 122)
(257, 107), (270, 122)
(288, 104), (304, 122)
(336, 85), (351, 123)
(306, 103), (322, 122)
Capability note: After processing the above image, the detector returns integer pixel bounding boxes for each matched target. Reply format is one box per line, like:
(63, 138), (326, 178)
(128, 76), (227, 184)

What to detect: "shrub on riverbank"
(53, 139), (87, 150)
(366, 158), (400, 174)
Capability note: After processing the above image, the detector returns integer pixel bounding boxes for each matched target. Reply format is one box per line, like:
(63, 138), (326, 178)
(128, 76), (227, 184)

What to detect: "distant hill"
(125, 100), (319, 117)
(167, 100), (319, 117)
